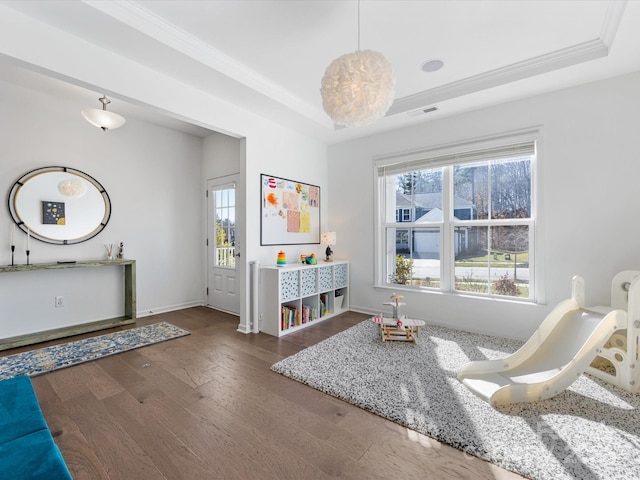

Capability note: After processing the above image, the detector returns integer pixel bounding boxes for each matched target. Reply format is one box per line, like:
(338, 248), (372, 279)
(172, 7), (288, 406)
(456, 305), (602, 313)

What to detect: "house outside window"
(376, 138), (536, 300)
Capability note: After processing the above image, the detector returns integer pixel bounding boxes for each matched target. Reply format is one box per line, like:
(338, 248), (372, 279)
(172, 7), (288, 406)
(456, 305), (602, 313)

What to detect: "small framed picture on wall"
(260, 173), (320, 245)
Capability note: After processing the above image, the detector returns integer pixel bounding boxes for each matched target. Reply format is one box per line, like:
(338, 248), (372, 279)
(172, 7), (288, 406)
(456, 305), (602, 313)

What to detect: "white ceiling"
(2, 0), (639, 143)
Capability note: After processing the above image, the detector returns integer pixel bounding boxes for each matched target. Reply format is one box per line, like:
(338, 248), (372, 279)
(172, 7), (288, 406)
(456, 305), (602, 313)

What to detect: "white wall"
(199, 103), (329, 333)
(329, 72), (640, 340)
(203, 133), (241, 180)
(0, 79), (204, 337)
(14, 3), (631, 342)
(0, 5), (330, 334)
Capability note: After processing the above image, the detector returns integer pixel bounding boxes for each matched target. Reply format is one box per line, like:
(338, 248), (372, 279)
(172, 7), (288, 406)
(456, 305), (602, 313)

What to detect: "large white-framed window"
(375, 135), (537, 301)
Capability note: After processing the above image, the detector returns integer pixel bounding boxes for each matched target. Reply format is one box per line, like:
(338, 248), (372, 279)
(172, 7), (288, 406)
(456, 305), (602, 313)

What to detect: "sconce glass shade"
(81, 96), (126, 131)
(320, 49), (395, 127)
(81, 109), (126, 130)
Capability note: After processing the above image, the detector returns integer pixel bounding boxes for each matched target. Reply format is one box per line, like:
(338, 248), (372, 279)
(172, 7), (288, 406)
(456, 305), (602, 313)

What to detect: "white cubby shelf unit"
(259, 261), (349, 337)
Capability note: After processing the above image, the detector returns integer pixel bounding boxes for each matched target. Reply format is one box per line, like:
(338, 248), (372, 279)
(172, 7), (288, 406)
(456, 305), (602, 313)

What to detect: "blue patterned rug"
(0, 322), (190, 380)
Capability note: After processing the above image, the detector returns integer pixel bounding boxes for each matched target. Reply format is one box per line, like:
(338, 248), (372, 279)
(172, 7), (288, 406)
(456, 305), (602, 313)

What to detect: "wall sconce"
(81, 95), (126, 131)
(321, 231), (337, 262)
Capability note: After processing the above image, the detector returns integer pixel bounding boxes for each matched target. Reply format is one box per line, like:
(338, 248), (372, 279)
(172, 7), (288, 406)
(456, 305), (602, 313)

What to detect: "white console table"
(0, 259), (136, 350)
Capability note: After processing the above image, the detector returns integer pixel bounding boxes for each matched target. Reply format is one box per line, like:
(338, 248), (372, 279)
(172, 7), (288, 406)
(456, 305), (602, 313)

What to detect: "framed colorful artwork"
(42, 201), (66, 225)
(261, 174), (320, 245)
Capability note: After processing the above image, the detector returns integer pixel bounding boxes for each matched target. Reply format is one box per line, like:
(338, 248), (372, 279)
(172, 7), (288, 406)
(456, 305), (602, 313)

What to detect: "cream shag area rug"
(0, 322), (190, 380)
(271, 320), (640, 480)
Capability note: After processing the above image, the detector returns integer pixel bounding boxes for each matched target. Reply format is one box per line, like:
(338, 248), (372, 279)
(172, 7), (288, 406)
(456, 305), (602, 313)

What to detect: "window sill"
(373, 284), (544, 307)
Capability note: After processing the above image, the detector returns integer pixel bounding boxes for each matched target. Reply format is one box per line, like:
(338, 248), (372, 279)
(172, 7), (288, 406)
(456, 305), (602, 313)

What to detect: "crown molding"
(82, 0), (333, 128)
(388, 1), (625, 117)
(600, 0), (627, 47)
(82, 0), (626, 128)
(388, 38), (608, 116)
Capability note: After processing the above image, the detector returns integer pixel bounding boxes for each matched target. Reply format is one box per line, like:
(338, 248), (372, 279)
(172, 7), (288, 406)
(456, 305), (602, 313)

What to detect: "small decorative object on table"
(26, 228), (30, 265)
(104, 243), (114, 260)
(305, 253), (317, 265)
(10, 224), (15, 266)
(276, 250), (287, 266)
(117, 242), (124, 259)
(300, 254), (307, 264)
(321, 231), (336, 262)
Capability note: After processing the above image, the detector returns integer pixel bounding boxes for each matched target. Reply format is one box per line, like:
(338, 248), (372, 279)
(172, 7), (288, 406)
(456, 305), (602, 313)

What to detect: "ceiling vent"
(407, 106), (438, 117)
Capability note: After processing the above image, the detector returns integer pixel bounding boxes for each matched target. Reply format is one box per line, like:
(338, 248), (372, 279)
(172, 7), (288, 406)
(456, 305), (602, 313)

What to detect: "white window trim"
(373, 127), (545, 304)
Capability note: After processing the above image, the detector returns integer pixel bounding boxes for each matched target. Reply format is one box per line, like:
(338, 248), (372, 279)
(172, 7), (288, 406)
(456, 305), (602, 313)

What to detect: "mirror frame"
(8, 166), (111, 245)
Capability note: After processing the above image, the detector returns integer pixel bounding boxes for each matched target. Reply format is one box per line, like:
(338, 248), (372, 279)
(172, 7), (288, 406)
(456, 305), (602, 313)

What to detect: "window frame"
(374, 129), (541, 303)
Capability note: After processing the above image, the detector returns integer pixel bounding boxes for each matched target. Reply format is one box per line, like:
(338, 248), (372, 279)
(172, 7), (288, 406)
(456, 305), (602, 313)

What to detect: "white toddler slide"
(458, 271), (640, 407)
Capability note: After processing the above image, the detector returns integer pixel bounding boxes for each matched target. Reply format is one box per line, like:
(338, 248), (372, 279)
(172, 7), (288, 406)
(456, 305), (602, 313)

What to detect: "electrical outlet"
(55, 296), (64, 308)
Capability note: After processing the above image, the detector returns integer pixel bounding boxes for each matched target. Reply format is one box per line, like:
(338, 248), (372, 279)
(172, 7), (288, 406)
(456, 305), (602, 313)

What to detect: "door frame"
(207, 174), (241, 315)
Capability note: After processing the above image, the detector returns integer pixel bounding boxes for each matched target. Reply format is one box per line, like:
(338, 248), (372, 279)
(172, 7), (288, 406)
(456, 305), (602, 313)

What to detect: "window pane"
(491, 158), (531, 219)
(413, 169), (443, 224)
(490, 225), (529, 297)
(392, 169), (443, 224)
(412, 227), (440, 287)
(393, 176), (412, 223)
(386, 227), (440, 288)
(455, 226), (489, 294)
(385, 227), (409, 284)
(386, 227), (413, 285)
(454, 163), (487, 220)
(396, 229), (409, 254)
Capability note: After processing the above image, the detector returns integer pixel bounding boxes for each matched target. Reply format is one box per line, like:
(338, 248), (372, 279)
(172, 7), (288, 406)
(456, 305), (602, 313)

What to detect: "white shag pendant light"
(81, 95), (126, 131)
(320, 1), (395, 127)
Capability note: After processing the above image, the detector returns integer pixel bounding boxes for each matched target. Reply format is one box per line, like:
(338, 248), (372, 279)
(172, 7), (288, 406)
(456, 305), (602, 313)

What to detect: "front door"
(207, 176), (240, 315)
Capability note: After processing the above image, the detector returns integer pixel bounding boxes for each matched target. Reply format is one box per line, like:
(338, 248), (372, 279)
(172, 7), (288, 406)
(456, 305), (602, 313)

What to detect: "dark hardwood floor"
(5, 307), (524, 479)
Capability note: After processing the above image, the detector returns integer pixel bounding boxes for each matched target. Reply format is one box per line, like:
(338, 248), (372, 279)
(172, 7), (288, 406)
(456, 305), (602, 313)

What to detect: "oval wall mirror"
(8, 166), (111, 245)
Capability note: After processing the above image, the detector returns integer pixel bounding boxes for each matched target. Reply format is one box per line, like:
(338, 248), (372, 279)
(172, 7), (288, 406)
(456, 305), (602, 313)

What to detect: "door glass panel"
(214, 185), (236, 268)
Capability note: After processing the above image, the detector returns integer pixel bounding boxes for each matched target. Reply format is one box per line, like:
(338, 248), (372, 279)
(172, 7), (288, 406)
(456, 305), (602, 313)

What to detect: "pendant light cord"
(357, 0), (361, 51)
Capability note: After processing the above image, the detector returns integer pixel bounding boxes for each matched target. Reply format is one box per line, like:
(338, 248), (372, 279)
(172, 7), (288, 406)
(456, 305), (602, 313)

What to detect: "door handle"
(235, 253), (241, 257)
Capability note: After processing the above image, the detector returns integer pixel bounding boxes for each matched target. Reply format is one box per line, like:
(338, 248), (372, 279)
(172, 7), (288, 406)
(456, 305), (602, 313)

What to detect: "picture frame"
(260, 173), (320, 245)
(42, 200), (66, 225)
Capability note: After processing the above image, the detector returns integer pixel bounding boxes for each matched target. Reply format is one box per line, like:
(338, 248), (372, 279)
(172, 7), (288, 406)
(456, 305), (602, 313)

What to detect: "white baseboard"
(137, 303), (251, 335)
(136, 301), (203, 318)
